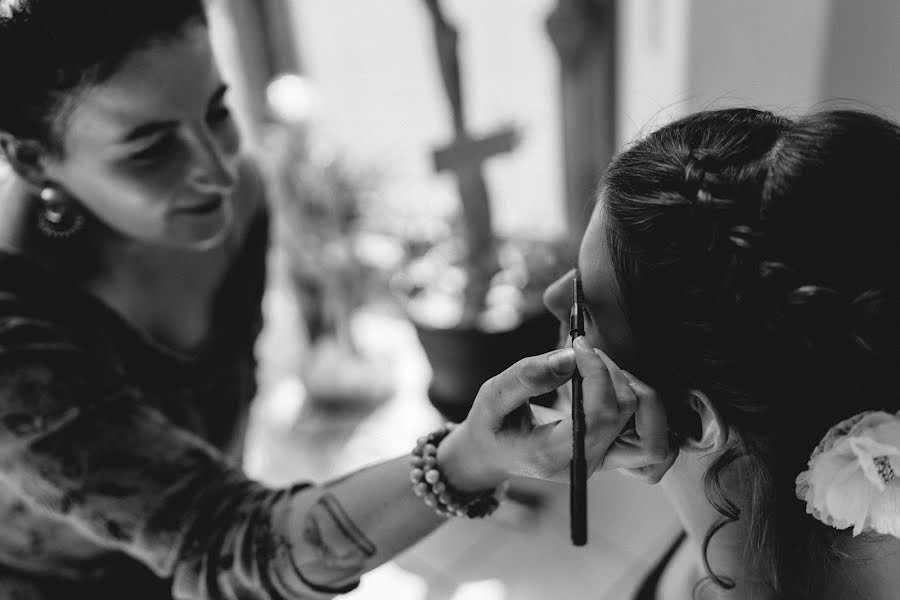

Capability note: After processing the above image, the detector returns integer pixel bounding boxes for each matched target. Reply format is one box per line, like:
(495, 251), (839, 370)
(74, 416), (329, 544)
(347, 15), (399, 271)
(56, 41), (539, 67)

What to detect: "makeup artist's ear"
(678, 390), (728, 454)
(0, 132), (50, 187)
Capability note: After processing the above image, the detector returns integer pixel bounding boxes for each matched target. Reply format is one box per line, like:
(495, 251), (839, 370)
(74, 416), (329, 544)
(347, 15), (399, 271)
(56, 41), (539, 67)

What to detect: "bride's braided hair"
(681, 148), (890, 359)
(602, 108), (900, 597)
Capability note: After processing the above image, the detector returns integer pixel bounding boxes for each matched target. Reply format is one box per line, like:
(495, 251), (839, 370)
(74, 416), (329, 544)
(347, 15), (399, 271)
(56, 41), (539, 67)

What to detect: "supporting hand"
(579, 348), (678, 484)
(438, 336), (662, 490)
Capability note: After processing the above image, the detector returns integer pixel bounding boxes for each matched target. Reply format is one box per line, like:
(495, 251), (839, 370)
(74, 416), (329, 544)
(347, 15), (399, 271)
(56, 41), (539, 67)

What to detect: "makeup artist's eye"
(129, 134), (177, 164)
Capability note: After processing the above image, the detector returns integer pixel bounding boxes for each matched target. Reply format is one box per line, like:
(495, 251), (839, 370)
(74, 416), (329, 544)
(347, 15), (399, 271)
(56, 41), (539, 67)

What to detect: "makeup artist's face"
(543, 199), (638, 365)
(42, 23), (240, 250)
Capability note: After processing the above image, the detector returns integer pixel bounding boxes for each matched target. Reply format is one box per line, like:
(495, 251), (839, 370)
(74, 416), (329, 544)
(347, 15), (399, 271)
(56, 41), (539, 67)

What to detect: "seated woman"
(0, 1), (667, 598)
(544, 107), (900, 599)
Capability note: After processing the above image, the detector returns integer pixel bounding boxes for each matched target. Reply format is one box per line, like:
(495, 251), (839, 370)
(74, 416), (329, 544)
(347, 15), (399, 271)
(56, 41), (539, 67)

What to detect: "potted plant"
(393, 1), (567, 422)
(263, 74), (394, 416)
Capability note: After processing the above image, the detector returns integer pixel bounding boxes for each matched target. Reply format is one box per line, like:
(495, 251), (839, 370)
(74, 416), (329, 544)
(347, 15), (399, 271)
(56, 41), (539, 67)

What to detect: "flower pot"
(413, 308), (561, 422)
(395, 235), (569, 422)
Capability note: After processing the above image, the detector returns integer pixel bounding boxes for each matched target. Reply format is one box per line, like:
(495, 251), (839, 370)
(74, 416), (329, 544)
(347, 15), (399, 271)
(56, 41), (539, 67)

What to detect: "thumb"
(476, 347), (576, 424)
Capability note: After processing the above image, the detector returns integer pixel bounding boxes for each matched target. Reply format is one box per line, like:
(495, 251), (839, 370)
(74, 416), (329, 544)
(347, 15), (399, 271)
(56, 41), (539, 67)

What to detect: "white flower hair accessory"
(796, 410), (900, 537)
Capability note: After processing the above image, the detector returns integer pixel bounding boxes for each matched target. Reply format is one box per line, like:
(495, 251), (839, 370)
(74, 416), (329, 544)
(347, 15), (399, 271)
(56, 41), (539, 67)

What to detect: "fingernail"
(548, 347), (576, 375)
(573, 336), (590, 351)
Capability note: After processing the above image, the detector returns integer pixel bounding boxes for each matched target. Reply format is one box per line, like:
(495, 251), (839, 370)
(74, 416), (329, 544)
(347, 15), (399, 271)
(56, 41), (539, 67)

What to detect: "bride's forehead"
(579, 199), (608, 257)
(578, 202), (619, 296)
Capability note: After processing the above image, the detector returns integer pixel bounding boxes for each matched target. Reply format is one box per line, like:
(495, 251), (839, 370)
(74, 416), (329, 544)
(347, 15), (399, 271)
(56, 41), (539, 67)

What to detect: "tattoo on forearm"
(293, 493), (377, 588)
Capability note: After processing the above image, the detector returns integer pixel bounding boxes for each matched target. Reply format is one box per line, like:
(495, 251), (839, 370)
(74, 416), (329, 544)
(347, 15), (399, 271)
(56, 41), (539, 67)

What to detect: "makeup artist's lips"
(172, 195), (224, 216)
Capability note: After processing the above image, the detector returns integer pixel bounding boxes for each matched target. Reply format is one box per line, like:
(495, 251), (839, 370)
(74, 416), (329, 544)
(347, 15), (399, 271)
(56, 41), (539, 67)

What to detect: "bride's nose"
(543, 268), (576, 325)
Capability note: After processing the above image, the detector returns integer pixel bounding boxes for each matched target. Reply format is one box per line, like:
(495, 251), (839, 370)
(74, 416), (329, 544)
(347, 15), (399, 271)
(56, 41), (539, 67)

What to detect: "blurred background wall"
(206, 0), (900, 403)
(620, 0), (900, 145)
(286, 0), (568, 241)
(210, 0), (900, 243)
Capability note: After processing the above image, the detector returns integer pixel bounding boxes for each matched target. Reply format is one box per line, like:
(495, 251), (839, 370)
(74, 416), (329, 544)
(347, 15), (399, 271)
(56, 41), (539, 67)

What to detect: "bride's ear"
(679, 390), (728, 454)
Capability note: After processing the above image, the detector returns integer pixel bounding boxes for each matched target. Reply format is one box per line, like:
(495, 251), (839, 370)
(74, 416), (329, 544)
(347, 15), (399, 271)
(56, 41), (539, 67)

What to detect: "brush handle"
(570, 273), (587, 545)
(570, 367), (587, 546)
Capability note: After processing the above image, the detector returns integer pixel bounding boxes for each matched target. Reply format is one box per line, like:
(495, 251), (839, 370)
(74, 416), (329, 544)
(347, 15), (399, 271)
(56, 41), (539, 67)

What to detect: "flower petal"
(848, 436), (900, 490)
(797, 410), (900, 537)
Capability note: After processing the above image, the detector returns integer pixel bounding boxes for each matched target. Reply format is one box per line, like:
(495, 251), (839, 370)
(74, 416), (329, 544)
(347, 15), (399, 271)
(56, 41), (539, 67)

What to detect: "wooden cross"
(423, 0), (520, 314)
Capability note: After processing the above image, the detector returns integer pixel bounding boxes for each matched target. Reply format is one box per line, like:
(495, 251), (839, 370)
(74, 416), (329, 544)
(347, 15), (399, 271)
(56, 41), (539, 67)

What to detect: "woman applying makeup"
(0, 1), (668, 597)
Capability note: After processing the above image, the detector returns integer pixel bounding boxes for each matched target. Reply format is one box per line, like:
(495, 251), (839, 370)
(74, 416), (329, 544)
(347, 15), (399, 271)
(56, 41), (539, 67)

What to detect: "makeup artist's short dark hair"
(0, 0), (207, 152)
(602, 108), (900, 598)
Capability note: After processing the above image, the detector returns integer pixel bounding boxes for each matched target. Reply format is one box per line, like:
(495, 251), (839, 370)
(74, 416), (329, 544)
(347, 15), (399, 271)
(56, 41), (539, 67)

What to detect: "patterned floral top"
(0, 211), (344, 599)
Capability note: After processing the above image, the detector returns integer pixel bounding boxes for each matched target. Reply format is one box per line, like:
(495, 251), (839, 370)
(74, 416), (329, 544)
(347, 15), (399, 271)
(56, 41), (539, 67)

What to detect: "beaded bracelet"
(410, 423), (505, 518)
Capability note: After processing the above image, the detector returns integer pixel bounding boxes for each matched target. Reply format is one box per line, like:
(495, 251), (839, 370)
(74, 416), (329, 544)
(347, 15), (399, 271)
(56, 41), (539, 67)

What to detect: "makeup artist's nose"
(543, 268), (576, 324)
(187, 127), (238, 195)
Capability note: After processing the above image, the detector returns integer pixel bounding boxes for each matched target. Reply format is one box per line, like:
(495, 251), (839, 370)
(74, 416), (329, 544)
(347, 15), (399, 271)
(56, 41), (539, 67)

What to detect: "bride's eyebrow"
(575, 256), (591, 305)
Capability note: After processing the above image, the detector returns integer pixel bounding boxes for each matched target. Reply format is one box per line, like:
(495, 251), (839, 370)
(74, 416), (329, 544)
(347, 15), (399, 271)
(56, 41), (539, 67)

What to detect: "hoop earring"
(37, 187), (84, 239)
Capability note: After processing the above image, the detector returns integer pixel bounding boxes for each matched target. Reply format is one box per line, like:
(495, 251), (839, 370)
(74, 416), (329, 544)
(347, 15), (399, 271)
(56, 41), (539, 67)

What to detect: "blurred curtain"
(207, 0), (303, 148)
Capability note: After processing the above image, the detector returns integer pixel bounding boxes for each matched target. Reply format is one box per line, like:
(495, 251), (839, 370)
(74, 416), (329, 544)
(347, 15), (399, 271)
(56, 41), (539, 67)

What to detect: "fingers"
(616, 464), (672, 484)
(593, 348), (636, 411)
(568, 342), (673, 481)
(477, 347), (576, 424)
(547, 337), (637, 473)
(615, 447), (679, 484)
(605, 371), (677, 484)
(603, 443), (673, 470)
(574, 337), (636, 433)
(530, 404), (566, 427)
(476, 339), (671, 484)
(598, 431), (647, 469)
(623, 371), (670, 464)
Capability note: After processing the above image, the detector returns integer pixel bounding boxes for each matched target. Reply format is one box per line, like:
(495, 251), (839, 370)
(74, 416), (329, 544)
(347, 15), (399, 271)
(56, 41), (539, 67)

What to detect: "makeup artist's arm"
(279, 347), (581, 594)
(276, 339), (668, 596)
(280, 339), (669, 595)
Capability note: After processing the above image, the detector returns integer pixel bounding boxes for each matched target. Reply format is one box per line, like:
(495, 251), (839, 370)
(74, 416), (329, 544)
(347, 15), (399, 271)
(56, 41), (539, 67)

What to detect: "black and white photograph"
(0, 1), (897, 598)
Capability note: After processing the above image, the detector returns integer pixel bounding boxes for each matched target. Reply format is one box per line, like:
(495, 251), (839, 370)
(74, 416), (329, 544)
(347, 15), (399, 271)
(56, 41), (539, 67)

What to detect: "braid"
(683, 151), (737, 211)
(675, 142), (897, 367)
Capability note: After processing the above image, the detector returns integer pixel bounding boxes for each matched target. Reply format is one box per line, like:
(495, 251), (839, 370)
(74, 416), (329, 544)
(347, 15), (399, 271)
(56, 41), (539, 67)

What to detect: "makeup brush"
(570, 271), (587, 546)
